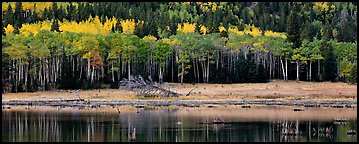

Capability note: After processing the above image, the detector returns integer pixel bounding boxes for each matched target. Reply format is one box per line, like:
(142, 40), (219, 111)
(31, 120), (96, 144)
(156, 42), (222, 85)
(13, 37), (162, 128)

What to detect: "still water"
(2, 106), (357, 142)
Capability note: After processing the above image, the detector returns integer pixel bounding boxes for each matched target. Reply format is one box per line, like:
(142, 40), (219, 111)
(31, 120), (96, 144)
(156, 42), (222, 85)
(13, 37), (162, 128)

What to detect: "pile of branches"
(119, 75), (182, 97)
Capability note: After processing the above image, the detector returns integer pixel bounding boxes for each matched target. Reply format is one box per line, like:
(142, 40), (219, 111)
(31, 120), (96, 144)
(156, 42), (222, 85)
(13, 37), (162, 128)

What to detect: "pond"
(2, 105), (357, 142)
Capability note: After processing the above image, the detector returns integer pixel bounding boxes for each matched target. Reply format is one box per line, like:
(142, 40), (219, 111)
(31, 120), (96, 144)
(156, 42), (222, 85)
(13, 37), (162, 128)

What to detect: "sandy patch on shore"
(2, 80), (357, 101)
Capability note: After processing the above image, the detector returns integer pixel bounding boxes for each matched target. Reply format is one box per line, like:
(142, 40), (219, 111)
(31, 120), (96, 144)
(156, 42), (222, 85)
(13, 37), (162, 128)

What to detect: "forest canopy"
(2, 2), (357, 93)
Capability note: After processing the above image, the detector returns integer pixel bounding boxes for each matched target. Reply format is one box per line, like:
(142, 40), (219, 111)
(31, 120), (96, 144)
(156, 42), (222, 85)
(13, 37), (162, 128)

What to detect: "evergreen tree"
(30, 4), (39, 23)
(349, 62), (357, 84)
(14, 2), (24, 30)
(323, 43), (338, 81)
(42, 8), (49, 21)
(286, 3), (301, 49)
(59, 46), (72, 89)
(4, 4), (14, 27)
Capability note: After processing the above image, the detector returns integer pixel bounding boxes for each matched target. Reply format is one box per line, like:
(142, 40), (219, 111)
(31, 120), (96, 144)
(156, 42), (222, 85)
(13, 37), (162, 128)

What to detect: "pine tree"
(286, 3), (301, 49)
(349, 62), (357, 84)
(323, 43), (338, 81)
(4, 4), (14, 27)
(14, 2), (24, 30)
(30, 4), (39, 23)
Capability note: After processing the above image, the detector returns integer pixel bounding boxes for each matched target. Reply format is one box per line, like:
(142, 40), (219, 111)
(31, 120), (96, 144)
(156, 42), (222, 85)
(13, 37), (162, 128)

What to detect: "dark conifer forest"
(2, 2), (357, 93)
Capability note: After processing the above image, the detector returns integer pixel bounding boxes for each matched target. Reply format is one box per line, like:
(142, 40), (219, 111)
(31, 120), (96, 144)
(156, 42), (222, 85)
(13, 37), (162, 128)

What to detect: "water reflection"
(2, 106), (357, 142)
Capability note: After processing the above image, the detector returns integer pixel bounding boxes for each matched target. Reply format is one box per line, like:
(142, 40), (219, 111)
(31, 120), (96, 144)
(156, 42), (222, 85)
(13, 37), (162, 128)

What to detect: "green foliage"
(154, 40), (172, 68)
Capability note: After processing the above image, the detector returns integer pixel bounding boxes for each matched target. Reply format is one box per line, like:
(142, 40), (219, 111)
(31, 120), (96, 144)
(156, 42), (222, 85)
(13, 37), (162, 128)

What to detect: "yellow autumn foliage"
(264, 30), (287, 39)
(40, 20), (51, 31)
(59, 16), (118, 35)
(4, 24), (15, 35)
(228, 26), (245, 36)
(164, 38), (181, 46)
(19, 23), (41, 36)
(200, 25), (207, 35)
(244, 24), (262, 37)
(120, 19), (137, 35)
(177, 22), (196, 34)
(219, 26), (226, 32)
(314, 2), (329, 11)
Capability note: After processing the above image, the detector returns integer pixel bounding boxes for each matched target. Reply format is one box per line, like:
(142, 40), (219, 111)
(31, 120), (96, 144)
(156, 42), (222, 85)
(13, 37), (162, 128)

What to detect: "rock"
(293, 108), (304, 111)
(347, 130), (357, 135)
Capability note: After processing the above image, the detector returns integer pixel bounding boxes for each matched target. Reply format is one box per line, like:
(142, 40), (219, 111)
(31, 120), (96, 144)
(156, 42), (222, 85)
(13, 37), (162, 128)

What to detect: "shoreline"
(2, 81), (357, 108)
(2, 105), (357, 122)
(2, 99), (357, 108)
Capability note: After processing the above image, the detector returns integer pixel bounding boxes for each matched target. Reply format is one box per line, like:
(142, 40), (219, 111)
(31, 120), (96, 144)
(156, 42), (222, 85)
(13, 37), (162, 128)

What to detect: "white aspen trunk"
(80, 59), (83, 80)
(118, 57), (121, 82)
(13, 60), (17, 92)
(181, 62), (184, 84)
(207, 56), (210, 83)
(128, 61), (131, 80)
(309, 61), (312, 81)
(269, 55), (272, 80)
(318, 60), (320, 79)
(34, 58), (37, 82)
(112, 61), (114, 82)
(296, 60), (300, 82)
(8, 60), (11, 84)
(72, 56), (75, 74)
(196, 59), (200, 83)
(43, 59), (46, 88)
(87, 59), (90, 79)
(280, 57), (285, 80)
(273, 57), (275, 79)
(159, 66), (163, 84)
(285, 60), (288, 81)
(39, 59), (42, 88)
(56, 56), (59, 82)
(25, 63), (28, 91)
(193, 58), (196, 83)
(46, 59), (49, 83)
(176, 54), (180, 82)
(19, 59), (21, 82)
(91, 66), (94, 83)
(216, 52), (219, 70)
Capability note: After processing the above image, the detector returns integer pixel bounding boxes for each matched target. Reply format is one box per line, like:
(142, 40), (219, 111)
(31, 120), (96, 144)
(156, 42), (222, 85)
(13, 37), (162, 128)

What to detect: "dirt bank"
(2, 80), (357, 102)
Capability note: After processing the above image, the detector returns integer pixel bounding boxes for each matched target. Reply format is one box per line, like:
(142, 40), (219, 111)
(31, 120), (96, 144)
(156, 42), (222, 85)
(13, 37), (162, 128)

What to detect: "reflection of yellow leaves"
(4, 24), (14, 35)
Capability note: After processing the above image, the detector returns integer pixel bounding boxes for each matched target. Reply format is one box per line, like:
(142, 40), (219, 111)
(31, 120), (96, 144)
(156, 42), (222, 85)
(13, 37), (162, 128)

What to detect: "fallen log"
(119, 75), (182, 97)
